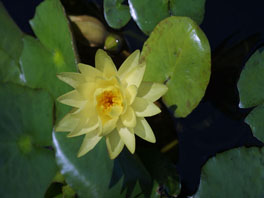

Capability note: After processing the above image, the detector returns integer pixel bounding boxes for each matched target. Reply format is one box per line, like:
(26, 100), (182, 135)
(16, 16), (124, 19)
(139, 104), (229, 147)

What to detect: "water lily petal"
(101, 117), (118, 136)
(77, 128), (102, 157)
(121, 63), (146, 87)
(126, 85), (137, 105)
(106, 129), (124, 159)
(118, 50), (140, 78)
(137, 82), (168, 102)
(67, 114), (99, 137)
(57, 72), (85, 88)
(117, 123), (135, 154)
(76, 82), (97, 101)
(57, 90), (86, 108)
(78, 63), (103, 81)
(95, 49), (117, 78)
(55, 110), (79, 132)
(134, 117), (156, 143)
(109, 105), (123, 118)
(132, 97), (161, 117)
(121, 106), (136, 128)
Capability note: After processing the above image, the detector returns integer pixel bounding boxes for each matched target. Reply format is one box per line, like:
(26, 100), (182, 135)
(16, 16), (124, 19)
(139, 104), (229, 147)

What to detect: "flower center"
(96, 88), (123, 119)
(98, 91), (119, 109)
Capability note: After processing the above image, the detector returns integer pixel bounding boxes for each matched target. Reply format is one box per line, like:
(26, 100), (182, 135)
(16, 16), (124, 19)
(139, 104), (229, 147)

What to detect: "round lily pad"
(141, 16), (211, 118)
(0, 83), (57, 198)
(104, 0), (131, 29)
(195, 147), (264, 198)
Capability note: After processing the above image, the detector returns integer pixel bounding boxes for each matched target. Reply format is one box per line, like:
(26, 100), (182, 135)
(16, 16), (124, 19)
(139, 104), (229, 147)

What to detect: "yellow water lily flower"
(55, 49), (168, 159)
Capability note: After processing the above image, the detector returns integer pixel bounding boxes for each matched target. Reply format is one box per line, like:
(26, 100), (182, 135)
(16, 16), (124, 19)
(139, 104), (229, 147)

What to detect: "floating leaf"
(170, 0), (206, 25)
(104, 0), (131, 29)
(20, 0), (78, 120)
(29, 0), (78, 66)
(245, 104), (264, 143)
(195, 147), (264, 198)
(128, 0), (169, 35)
(238, 49), (264, 142)
(141, 16), (211, 118)
(238, 50), (264, 108)
(128, 0), (206, 35)
(0, 83), (57, 198)
(0, 2), (24, 83)
(53, 132), (152, 198)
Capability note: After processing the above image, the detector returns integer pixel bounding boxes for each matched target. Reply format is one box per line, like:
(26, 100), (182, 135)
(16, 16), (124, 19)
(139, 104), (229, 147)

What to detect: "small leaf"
(0, 83), (57, 198)
(141, 16), (211, 117)
(238, 50), (264, 108)
(195, 147), (264, 198)
(128, 0), (206, 35)
(170, 0), (206, 25)
(245, 103), (264, 142)
(238, 49), (264, 142)
(128, 0), (169, 35)
(104, 0), (131, 29)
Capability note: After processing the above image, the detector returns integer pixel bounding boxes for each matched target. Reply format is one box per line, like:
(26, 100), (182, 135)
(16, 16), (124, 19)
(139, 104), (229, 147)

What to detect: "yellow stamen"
(96, 89), (123, 117)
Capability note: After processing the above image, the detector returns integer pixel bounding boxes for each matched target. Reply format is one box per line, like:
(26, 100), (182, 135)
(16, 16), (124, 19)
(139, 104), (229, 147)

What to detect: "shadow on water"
(109, 148), (153, 198)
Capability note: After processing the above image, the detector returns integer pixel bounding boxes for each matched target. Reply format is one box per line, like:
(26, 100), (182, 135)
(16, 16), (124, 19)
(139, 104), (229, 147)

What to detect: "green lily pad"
(170, 0), (206, 25)
(238, 49), (264, 142)
(20, 0), (78, 120)
(141, 16), (211, 118)
(195, 147), (264, 198)
(128, 0), (169, 35)
(0, 3), (24, 84)
(29, 0), (78, 67)
(128, 0), (206, 35)
(245, 104), (264, 143)
(0, 83), (57, 198)
(238, 50), (264, 108)
(104, 0), (131, 29)
(53, 132), (152, 198)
